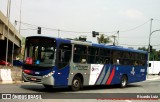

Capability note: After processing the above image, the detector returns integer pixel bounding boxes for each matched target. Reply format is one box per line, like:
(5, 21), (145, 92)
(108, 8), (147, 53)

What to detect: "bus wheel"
(43, 85), (53, 89)
(71, 76), (82, 91)
(120, 75), (127, 88)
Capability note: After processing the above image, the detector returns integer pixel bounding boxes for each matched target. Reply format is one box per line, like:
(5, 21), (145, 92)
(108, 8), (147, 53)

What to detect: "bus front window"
(25, 46), (56, 67)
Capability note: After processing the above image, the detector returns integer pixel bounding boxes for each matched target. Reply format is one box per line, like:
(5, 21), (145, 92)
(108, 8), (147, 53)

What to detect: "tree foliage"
(138, 47), (148, 51)
(97, 34), (112, 44)
(138, 47), (160, 61)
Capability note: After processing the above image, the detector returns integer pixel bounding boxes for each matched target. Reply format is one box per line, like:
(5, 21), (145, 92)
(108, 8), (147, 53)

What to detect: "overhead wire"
(119, 43), (160, 47)
(17, 19), (150, 34)
(154, 19), (160, 22)
(16, 19), (160, 49)
(120, 20), (150, 32)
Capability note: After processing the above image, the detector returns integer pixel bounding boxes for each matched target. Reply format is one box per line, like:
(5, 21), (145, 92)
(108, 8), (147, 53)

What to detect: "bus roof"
(26, 36), (147, 54)
(92, 43), (147, 54)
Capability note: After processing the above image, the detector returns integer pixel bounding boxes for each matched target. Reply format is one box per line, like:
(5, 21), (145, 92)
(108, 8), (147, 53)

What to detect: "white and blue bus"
(22, 36), (148, 91)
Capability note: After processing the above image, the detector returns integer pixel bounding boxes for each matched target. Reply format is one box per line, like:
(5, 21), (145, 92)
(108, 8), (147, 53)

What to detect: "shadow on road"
(20, 83), (142, 93)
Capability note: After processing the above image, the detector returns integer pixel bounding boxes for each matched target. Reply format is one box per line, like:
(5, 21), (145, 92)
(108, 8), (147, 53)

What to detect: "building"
(0, 10), (22, 64)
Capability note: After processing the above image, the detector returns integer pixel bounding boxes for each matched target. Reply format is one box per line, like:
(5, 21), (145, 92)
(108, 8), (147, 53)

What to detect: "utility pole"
(58, 29), (60, 38)
(148, 18), (153, 53)
(117, 30), (119, 45)
(11, 20), (17, 65)
(112, 35), (116, 46)
(147, 18), (153, 77)
(5, 0), (11, 66)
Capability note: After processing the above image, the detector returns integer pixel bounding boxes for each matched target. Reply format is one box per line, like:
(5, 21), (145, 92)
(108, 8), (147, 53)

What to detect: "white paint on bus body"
(89, 64), (103, 85)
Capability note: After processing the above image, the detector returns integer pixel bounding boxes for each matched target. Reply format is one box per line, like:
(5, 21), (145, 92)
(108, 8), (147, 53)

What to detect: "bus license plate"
(31, 77), (37, 81)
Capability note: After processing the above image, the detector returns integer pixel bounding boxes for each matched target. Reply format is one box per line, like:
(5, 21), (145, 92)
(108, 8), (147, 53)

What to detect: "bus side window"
(87, 47), (97, 64)
(105, 58), (110, 64)
(134, 61), (138, 66)
(98, 48), (111, 64)
(112, 50), (121, 65)
(49, 54), (54, 59)
(73, 45), (87, 63)
(58, 44), (72, 69)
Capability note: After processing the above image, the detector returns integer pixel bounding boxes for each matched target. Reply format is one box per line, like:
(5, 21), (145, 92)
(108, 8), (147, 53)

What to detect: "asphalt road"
(0, 79), (160, 102)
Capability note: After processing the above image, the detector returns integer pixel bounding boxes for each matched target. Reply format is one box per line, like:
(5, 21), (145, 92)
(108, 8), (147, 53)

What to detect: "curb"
(146, 77), (160, 81)
(146, 75), (160, 81)
(0, 81), (23, 84)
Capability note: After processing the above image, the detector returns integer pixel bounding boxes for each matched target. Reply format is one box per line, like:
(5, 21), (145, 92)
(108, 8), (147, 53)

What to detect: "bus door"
(54, 44), (72, 86)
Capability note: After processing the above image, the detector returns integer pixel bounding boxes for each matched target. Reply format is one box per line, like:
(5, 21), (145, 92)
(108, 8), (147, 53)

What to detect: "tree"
(74, 36), (87, 41)
(17, 37), (26, 59)
(138, 47), (148, 51)
(74, 37), (79, 41)
(21, 37), (26, 45)
(97, 34), (112, 44)
(138, 47), (160, 61)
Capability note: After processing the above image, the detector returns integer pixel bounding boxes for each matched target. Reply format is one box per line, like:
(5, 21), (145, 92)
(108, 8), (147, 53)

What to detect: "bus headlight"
(43, 71), (55, 78)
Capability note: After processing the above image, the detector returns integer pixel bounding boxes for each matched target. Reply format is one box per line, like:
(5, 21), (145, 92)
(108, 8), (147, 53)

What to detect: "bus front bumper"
(22, 73), (54, 86)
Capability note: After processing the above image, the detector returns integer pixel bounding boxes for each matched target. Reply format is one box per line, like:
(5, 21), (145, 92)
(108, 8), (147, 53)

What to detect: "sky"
(0, 0), (160, 50)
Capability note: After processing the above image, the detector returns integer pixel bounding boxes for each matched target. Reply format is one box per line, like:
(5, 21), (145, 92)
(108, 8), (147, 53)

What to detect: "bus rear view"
(22, 36), (56, 87)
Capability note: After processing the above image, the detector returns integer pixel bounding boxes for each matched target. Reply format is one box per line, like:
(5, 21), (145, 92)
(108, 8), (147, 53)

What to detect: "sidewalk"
(0, 81), (23, 84)
(146, 75), (160, 81)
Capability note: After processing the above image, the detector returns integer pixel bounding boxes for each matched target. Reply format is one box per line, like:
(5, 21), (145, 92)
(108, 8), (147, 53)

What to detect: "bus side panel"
(109, 65), (147, 84)
(108, 65), (121, 85)
(106, 65), (129, 85)
(68, 63), (91, 86)
(140, 65), (147, 81)
(109, 65), (136, 85)
(117, 65), (141, 84)
(87, 64), (109, 85)
(93, 64), (111, 85)
(53, 65), (70, 86)
(93, 65), (147, 85)
(132, 66), (147, 82)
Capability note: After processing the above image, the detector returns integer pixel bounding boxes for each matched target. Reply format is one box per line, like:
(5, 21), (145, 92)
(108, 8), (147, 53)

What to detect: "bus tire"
(71, 76), (82, 91)
(120, 75), (127, 88)
(43, 85), (53, 89)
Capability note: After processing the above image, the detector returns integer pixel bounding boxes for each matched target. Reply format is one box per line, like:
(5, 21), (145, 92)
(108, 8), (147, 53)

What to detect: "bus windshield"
(24, 37), (56, 67)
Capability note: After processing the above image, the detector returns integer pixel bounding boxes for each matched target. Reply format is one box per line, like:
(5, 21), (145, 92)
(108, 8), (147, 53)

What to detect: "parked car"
(13, 60), (23, 66)
(0, 59), (12, 66)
